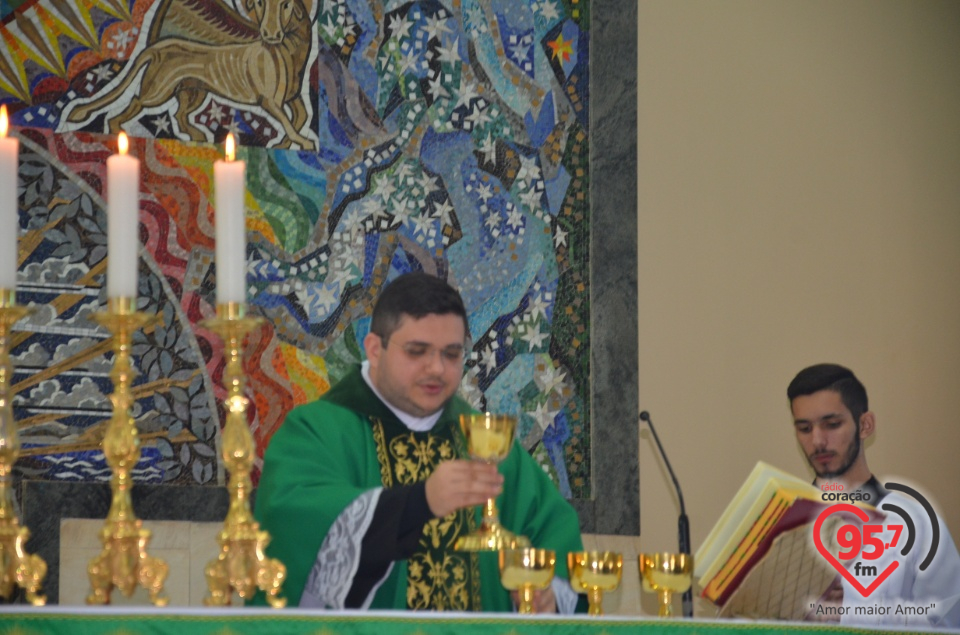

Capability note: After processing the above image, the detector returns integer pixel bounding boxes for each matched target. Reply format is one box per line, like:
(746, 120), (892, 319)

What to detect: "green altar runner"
(0, 608), (948, 635)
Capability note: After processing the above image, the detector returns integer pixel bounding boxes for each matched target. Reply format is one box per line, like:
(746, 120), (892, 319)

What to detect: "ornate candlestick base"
(202, 302), (286, 607)
(0, 290), (47, 605)
(87, 298), (168, 606)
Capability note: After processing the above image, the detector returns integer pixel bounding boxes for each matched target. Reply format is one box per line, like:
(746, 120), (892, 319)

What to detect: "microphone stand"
(640, 410), (693, 618)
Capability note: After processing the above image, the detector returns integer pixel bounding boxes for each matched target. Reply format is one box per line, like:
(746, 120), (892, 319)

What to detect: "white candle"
(213, 133), (247, 305)
(106, 132), (140, 298)
(0, 105), (18, 290)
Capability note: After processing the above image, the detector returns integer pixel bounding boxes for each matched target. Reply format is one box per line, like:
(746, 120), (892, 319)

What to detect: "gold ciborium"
(0, 289), (47, 605)
(454, 413), (530, 551)
(639, 552), (692, 617)
(568, 550), (622, 616)
(499, 547), (555, 614)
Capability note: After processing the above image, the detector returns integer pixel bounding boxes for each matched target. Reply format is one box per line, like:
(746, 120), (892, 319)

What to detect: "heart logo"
(813, 503), (898, 597)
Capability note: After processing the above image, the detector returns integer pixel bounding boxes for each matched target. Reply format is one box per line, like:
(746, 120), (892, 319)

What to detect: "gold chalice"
(499, 548), (556, 614)
(568, 551), (623, 616)
(638, 552), (692, 617)
(454, 413), (530, 550)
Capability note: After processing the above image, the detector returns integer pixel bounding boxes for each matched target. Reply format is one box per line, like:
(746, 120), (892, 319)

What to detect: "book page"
(718, 523), (837, 621)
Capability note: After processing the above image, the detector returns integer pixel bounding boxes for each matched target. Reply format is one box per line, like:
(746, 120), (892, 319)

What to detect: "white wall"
(636, 0), (960, 584)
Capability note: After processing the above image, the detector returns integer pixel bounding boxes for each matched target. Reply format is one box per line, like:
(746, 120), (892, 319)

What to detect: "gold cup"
(453, 413), (530, 551)
(638, 552), (692, 618)
(499, 547), (555, 614)
(567, 550), (622, 616)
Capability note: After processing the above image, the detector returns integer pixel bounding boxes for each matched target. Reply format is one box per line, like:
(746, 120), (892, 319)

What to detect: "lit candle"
(0, 105), (18, 291)
(106, 132), (140, 298)
(213, 133), (247, 305)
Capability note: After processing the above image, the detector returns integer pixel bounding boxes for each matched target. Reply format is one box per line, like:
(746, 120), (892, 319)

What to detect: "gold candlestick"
(0, 289), (46, 605)
(87, 297), (168, 606)
(202, 302), (286, 607)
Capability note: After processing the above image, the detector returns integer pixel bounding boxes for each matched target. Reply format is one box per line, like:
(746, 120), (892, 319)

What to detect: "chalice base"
(657, 590), (675, 617)
(454, 522), (530, 551)
(587, 587), (605, 616)
(516, 585), (536, 614)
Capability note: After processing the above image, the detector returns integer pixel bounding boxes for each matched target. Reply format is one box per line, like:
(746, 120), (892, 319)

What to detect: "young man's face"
(791, 389), (865, 480)
(364, 312), (466, 417)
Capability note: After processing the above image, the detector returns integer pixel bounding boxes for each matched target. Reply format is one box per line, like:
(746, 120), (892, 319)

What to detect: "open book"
(695, 461), (882, 613)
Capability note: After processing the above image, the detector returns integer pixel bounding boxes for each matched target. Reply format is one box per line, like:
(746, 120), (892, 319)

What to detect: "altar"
(0, 607), (945, 635)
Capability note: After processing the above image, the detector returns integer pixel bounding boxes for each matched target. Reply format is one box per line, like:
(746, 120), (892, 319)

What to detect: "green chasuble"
(253, 366), (584, 610)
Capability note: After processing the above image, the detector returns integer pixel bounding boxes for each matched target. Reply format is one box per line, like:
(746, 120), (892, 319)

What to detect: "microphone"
(640, 410), (693, 618)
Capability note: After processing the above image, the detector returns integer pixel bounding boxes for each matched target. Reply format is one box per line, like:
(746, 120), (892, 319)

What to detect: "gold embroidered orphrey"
(371, 418), (481, 610)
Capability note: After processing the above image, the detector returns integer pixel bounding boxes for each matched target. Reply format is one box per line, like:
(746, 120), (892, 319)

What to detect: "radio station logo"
(813, 482), (940, 598)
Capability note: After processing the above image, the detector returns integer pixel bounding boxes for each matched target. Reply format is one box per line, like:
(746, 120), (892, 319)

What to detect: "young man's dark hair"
(369, 272), (469, 345)
(787, 363), (869, 426)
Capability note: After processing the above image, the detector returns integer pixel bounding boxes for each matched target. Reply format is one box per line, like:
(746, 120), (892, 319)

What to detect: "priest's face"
(364, 312), (466, 417)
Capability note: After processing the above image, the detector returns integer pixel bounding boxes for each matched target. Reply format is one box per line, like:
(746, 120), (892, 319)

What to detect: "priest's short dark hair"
(370, 272), (469, 344)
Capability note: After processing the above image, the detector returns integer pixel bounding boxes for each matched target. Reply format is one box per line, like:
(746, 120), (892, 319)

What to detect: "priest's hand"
(425, 460), (503, 517)
(511, 587), (558, 613)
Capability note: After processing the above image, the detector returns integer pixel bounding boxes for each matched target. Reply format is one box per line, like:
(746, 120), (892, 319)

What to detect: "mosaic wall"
(0, 0), (591, 500)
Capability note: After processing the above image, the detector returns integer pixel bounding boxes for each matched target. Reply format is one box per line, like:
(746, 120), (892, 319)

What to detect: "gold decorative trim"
(370, 418), (393, 488)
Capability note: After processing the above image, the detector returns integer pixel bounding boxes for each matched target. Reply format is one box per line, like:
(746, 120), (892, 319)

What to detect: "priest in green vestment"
(254, 272), (585, 612)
